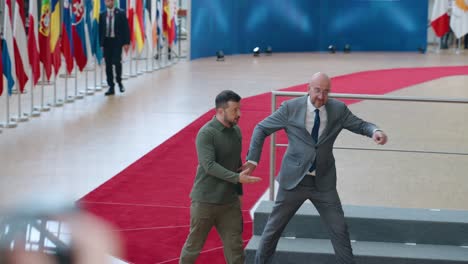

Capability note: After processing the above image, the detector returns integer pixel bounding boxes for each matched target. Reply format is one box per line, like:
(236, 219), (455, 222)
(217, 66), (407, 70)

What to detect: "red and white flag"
(28, 0), (41, 86)
(12, 0), (29, 93)
(431, 0), (450, 37)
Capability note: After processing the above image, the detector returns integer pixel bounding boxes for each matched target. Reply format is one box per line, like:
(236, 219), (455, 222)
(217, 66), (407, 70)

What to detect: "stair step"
(245, 236), (468, 264)
(253, 201), (468, 246)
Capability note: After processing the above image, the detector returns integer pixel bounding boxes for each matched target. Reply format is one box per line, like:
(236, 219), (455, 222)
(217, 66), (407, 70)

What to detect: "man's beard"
(224, 116), (238, 127)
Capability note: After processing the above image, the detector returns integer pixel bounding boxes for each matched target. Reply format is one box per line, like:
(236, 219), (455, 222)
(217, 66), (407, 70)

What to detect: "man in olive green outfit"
(179, 90), (262, 264)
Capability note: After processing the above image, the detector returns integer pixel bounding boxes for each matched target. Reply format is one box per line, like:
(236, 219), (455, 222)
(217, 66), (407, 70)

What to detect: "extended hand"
(239, 168), (261, 184)
(373, 130), (388, 145)
(239, 161), (257, 174)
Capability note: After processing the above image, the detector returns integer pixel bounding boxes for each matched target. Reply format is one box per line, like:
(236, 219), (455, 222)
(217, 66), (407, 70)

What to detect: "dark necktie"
(107, 12), (113, 37)
(309, 109), (320, 172)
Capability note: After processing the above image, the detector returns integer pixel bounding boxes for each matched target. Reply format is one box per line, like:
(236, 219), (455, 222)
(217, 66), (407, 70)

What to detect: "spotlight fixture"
(265, 46), (272, 56)
(253, 47), (260, 57)
(216, 50), (225, 61)
(328, 45), (336, 53)
(344, 44), (351, 53)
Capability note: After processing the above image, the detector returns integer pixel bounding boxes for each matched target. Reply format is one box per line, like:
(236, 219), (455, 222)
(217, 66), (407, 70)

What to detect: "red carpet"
(79, 66), (468, 263)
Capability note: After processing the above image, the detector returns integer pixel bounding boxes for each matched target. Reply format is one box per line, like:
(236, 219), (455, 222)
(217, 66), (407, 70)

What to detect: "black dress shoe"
(105, 88), (115, 96)
(119, 83), (125, 93)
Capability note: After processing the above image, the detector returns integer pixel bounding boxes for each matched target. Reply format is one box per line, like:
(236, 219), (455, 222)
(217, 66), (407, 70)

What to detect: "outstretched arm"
(246, 102), (290, 164)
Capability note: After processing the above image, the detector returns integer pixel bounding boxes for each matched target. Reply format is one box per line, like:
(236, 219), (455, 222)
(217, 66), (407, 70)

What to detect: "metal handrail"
(268, 91), (468, 201)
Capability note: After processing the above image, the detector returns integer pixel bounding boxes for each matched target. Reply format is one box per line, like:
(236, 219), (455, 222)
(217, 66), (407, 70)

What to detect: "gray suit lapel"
(318, 101), (335, 144)
(298, 96), (309, 134)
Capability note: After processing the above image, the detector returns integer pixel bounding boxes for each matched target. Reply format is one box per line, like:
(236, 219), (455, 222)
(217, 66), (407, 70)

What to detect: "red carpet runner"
(80, 66), (468, 263)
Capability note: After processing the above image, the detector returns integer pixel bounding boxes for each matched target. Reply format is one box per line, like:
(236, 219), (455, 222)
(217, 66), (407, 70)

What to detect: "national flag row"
(431, 0), (468, 39)
(2, 0), (178, 97)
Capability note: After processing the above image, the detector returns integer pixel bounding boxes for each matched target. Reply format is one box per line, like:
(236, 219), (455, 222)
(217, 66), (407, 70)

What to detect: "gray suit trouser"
(255, 176), (355, 264)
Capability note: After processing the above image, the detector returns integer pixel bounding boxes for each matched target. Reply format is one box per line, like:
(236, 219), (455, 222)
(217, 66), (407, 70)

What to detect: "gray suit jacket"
(247, 96), (377, 191)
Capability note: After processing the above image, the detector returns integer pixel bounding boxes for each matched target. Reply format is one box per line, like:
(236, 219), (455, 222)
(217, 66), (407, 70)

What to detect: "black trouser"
(103, 37), (122, 89)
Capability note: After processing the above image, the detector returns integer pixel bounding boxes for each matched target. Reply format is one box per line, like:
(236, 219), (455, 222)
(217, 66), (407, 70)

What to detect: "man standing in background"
(100, 0), (130, 96)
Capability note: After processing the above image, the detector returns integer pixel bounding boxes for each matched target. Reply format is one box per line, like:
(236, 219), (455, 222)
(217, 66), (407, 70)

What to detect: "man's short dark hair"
(215, 90), (241, 109)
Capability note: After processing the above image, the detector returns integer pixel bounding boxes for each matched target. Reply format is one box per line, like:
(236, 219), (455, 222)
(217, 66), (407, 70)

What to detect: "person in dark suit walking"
(100, 0), (130, 96)
(244, 72), (388, 264)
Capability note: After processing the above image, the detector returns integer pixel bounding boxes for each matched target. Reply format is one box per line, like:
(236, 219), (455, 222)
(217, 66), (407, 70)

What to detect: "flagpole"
(145, 43), (150, 72)
(39, 66), (51, 112)
(152, 45), (155, 70)
(29, 69), (41, 117)
(92, 57), (102, 91)
(455, 38), (462, 54)
(47, 67), (62, 107)
(2, 89), (18, 128)
(129, 48), (136, 77)
(135, 51), (141, 75)
(122, 50), (129, 79)
(13, 85), (29, 122)
(0, 82), (18, 128)
(64, 70), (71, 103)
(85, 63), (94, 95)
(101, 62), (108, 88)
(75, 66), (84, 99)
(12, 76), (29, 122)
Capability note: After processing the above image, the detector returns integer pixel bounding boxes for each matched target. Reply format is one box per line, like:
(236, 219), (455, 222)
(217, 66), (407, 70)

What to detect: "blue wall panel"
(190, 0), (428, 60)
(322, 0), (428, 51)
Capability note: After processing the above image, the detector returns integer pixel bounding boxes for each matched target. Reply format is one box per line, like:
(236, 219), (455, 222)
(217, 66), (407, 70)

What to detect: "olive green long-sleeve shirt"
(190, 117), (243, 204)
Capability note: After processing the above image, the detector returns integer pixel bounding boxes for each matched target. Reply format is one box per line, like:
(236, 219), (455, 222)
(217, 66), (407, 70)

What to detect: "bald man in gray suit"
(244, 72), (388, 264)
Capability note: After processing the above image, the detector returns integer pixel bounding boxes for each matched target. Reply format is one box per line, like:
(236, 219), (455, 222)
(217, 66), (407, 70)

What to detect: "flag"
(119, 0), (126, 10)
(134, 0), (145, 53)
(50, 0), (61, 76)
(62, 0), (74, 74)
(89, 0), (103, 63)
(39, 0), (52, 80)
(84, 0), (93, 60)
(431, 0), (450, 37)
(50, 0), (61, 53)
(128, 0), (135, 50)
(162, 0), (176, 45)
(156, 0), (163, 48)
(151, 0), (157, 49)
(72, 0), (88, 71)
(162, 0), (169, 43)
(450, 0), (468, 39)
(28, 0), (41, 86)
(171, 0), (178, 44)
(52, 41), (62, 76)
(145, 0), (153, 52)
(12, 0), (29, 93)
(0, 43), (3, 96)
(3, 1), (16, 95)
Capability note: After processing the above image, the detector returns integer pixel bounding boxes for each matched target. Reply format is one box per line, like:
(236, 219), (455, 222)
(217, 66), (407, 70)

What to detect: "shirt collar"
(211, 116), (231, 131)
(107, 7), (115, 13)
(307, 96), (325, 113)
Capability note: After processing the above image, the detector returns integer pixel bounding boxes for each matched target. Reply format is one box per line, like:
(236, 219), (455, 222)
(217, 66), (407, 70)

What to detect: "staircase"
(245, 201), (468, 263)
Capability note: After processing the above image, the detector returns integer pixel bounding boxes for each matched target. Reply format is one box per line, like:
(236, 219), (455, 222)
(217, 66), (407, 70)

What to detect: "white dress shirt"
(107, 8), (115, 38)
(305, 96), (327, 139)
